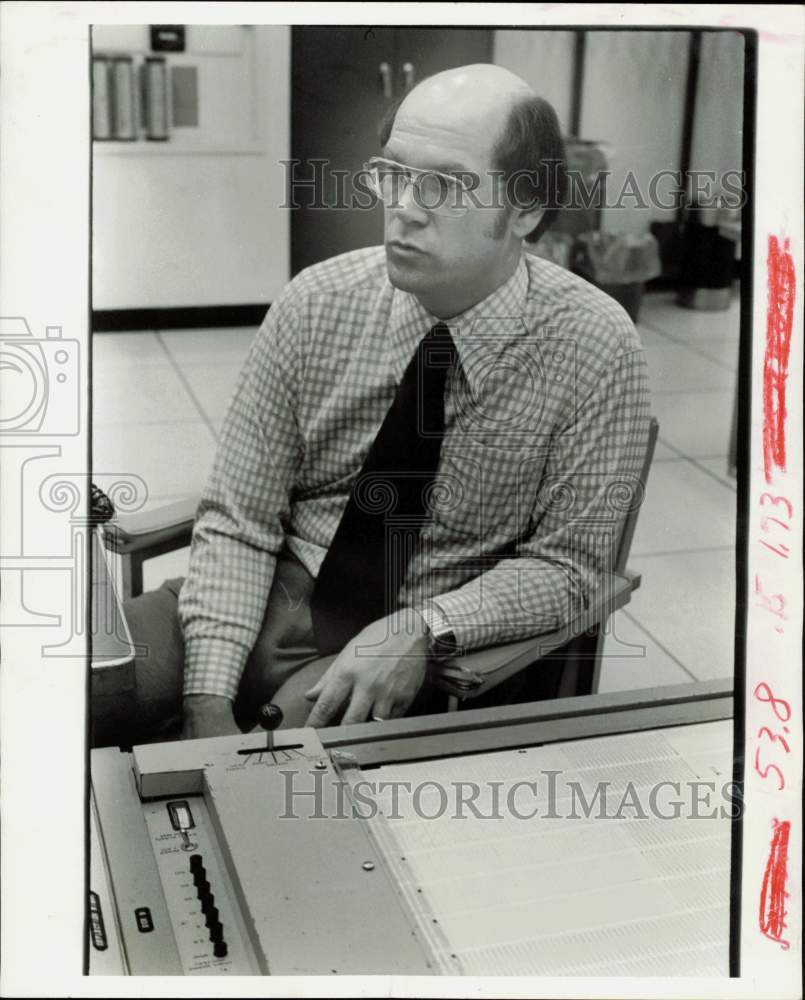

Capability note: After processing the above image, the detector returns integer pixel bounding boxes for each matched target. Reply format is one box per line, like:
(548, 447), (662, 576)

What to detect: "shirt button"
(553, 351), (565, 363)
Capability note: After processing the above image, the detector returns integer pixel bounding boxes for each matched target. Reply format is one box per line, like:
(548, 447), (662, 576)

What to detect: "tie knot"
(428, 322), (452, 341)
(421, 322), (457, 371)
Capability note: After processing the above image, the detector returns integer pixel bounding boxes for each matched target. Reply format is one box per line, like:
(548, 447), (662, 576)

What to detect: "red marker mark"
(763, 236), (796, 483)
(759, 818), (791, 949)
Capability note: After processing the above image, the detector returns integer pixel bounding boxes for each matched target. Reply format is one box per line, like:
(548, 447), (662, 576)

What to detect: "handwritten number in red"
(754, 682), (792, 723)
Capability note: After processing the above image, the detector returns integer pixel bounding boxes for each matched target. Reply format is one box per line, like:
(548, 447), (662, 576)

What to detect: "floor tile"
(597, 610), (695, 693)
(92, 331), (167, 367)
(92, 421), (217, 502)
(693, 458), (738, 491)
(160, 327), (257, 367)
(177, 362), (245, 422)
(640, 328), (734, 394)
(92, 361), (200, 426)
(633, 459), (736, 556)
(640, 291), (741, 343)
(651, 388), (735, 458)
(627, 549), (737, 681)
(651, 439), (679, 460)
(692, 337), (740, 372)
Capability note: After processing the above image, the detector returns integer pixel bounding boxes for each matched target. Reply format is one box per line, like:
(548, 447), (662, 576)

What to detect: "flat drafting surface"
(371, 720), (733, 976)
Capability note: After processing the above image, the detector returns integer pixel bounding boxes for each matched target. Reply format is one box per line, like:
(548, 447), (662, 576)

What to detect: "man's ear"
(511, 204), (545, 240)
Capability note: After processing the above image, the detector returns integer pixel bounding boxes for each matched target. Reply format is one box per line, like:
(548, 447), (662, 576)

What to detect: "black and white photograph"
(0, 5), (802, 997)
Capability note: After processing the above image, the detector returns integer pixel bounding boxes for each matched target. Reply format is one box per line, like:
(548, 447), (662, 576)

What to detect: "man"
(104, 64), (649, 745)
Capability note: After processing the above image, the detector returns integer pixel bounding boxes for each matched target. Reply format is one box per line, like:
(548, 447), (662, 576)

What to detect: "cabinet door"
(290, 26), (493, 274)
(291, 26), (396, 274)
(393, 27), (493, 97)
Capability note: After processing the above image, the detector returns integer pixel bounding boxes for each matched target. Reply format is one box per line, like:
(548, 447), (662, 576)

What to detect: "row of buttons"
(189, 855), (228, 959)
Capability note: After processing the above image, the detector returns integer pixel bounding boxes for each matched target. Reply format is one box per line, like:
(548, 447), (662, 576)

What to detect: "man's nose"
(388, 178), (429, 224)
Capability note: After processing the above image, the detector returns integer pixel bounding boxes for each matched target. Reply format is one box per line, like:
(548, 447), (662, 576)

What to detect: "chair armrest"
(432, 571), (635, 697)
(103, 496), (198, 555)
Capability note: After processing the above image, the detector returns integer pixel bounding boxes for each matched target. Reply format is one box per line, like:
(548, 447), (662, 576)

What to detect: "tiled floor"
(92, 290), (740, 694)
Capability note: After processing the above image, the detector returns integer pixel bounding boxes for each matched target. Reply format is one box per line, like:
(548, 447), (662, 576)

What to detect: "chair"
(101, 418), (659, 707)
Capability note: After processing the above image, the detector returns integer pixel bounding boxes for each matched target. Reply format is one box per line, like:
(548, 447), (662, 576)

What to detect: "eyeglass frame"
(363, 156), (481, 217)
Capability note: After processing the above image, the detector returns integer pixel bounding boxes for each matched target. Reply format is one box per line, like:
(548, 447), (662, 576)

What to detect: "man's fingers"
(304, 673), (329, 701)
(369, 697), (397, 722)
(305, 675), (351, 728)
(340, 692), (375, 726)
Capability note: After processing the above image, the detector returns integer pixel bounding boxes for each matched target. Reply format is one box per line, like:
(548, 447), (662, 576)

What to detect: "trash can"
(574, 232), (662, 322)
(676, 204), (737, 311)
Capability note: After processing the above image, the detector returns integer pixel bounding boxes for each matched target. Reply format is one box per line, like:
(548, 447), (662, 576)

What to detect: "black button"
(213, 940), (228, 959)
(204, 906), (220, 928)
(189, 854), (203, 871)
(134, 907), (154, 933)
(209, 921), (224, 942)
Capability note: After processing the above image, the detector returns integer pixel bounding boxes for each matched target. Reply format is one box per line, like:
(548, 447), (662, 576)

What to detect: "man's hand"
(304, 609), (430, 728)
(181, 694), (241, 740)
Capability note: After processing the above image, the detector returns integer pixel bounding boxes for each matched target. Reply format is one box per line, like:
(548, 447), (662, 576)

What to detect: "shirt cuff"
(182, 637), (246, 702)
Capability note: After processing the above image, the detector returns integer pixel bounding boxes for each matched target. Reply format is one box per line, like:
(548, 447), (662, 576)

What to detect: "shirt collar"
(389, 253), (529, 391)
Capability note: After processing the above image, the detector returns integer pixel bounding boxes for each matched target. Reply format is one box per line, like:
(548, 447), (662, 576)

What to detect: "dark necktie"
(311, 322), (457, 655)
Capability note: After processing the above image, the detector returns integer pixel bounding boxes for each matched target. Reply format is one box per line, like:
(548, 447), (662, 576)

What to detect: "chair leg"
(119, 553), (144, 601)
(589, 627), (606, 695)
(556, 629), (603, 698)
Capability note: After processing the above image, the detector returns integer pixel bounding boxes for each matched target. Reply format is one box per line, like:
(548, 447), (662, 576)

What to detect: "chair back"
(614, 416), (659, 575)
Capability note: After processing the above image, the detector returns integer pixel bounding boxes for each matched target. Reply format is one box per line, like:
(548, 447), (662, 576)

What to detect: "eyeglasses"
(363, 157), (473, 217)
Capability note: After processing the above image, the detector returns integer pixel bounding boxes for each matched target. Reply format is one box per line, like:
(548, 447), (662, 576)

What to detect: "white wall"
(493, 30), (575, 132)
(92, 26), (289, 310)
(689, 32), (745, 181)
(580, 31), (690, 235)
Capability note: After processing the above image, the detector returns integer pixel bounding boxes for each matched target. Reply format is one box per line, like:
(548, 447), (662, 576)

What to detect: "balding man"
(99, 65), (649, 746)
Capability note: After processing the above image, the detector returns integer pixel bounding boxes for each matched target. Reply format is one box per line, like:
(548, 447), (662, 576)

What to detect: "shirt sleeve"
(178, 291), (305, 701)
(423, 344), (650, 651)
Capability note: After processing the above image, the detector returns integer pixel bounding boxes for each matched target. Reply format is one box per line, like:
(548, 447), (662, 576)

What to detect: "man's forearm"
(181, 693), (240, 739)
(419, 555), (584, 653)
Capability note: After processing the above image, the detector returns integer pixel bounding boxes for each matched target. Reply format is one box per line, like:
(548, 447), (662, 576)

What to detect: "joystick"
(258, 703), (283, 751)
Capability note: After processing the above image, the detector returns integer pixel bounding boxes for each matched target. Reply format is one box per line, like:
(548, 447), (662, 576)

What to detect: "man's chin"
(384, 251), (430, 293)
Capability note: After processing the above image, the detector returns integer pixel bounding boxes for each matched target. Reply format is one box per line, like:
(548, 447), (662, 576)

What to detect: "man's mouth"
(387, 240), (426, 255)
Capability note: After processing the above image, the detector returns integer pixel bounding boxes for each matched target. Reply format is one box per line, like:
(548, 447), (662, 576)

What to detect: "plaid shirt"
(180, 246), (650, 700)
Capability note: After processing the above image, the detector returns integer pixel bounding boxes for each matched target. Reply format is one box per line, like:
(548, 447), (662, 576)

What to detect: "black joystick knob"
(259, 703), (284, 751)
